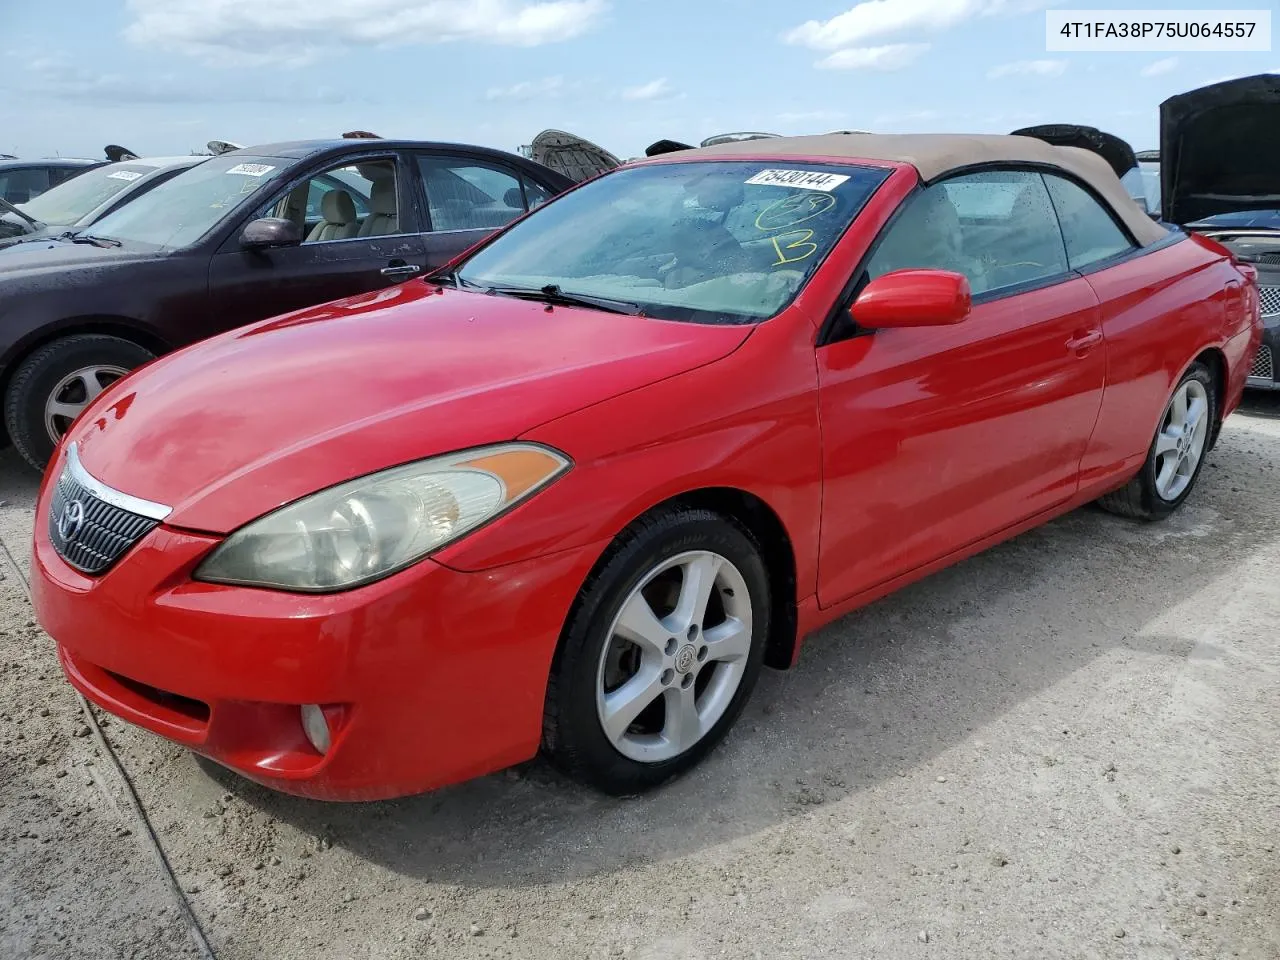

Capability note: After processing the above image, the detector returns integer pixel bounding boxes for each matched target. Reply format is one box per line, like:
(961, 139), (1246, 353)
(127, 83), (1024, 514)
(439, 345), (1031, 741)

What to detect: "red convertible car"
(31, 134), (1262, 801)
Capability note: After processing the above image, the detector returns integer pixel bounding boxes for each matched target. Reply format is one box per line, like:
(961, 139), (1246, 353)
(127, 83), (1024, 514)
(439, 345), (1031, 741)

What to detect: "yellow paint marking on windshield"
(770, 229), (819, 265)
(755, 192), (836, 232)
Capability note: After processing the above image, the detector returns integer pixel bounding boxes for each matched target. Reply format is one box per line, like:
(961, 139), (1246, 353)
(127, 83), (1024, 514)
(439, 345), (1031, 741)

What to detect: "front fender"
(433, 312), (824, 600)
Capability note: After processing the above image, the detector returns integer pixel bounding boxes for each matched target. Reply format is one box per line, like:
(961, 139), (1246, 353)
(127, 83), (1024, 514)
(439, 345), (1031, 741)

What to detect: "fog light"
(300, 704), (331, 755)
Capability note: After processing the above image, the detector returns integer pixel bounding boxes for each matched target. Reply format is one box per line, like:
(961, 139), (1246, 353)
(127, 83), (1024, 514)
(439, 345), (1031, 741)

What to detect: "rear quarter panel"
(1077, 233), (1241, 490)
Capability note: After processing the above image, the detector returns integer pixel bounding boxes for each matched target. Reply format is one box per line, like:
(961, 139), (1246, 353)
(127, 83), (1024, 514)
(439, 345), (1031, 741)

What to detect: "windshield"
(455, 161), (889, 324)
(88, 155), (289, 250)
(17, 163), (161, 227)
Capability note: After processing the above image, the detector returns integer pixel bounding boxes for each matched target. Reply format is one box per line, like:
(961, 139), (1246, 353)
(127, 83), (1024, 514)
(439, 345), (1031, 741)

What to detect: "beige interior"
(682, 133), (1169, 246)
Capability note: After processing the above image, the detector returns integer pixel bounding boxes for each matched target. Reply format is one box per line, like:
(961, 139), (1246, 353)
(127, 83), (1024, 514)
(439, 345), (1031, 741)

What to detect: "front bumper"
(32, 482), (605, 801)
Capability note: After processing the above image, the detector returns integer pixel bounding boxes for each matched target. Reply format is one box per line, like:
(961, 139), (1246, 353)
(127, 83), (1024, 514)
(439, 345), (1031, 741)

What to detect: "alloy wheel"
(1153, 378), (1210, 502)
(595, 550), (753, 763)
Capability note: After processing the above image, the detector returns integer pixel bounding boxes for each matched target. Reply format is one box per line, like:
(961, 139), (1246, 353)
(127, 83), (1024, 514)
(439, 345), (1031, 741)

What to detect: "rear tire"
(543, 507), (770, 795)
(3, 335), (154, 472)
(1097, 361), (1216, 521)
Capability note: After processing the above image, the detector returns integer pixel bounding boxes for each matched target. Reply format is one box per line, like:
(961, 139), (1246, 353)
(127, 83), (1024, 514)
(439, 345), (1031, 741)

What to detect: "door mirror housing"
(240, 217), (303, 250)
(850, 269), (972, 329)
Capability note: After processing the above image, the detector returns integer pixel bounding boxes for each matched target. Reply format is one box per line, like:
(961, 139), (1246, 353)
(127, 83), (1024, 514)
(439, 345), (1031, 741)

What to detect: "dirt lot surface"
(3, 394), (1279, 960)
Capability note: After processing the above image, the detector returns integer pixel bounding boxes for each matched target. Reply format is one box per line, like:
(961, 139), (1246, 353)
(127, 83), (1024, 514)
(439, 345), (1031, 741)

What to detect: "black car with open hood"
(1011, 124), (1137, 179)
(1011, 124), (1150, 213)
(1160, 74), (1280, 391)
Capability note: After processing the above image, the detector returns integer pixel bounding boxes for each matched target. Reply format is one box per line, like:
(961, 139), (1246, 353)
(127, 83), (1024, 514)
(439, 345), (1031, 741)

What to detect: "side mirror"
(240, 217), (302, 249)
(851, 269), (972, 329)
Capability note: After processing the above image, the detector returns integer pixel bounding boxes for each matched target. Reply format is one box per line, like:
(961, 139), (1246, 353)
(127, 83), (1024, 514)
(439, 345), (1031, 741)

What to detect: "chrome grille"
(1259, 285), (1280, 318)
(1251, 345), (1275, 382)
(47, 444), (169, 575)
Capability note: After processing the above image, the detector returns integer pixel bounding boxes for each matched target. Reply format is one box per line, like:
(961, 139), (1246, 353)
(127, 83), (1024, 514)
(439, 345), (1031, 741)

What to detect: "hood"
(645, 139), (694, 157)
(529, 129), (621, 183)
(0, 236), (153, 271)
(1010, 124), (1137, 178)
(1160, 74), (1280, 226)
(70, 281), (751, 533)
(700, 132), (781, 147)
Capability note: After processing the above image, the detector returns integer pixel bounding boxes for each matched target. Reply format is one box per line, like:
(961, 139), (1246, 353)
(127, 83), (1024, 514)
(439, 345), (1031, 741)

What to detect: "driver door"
(207, 151), (427, 327)
(815, 169), (1107, 607)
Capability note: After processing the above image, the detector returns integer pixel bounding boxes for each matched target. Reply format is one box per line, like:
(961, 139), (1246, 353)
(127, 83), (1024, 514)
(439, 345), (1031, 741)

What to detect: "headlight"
(194, 443), (570, 592)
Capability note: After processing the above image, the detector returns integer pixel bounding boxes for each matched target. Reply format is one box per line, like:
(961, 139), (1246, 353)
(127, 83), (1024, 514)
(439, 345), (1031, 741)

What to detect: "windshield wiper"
(484, 283), (645, 316)
(0, 196), (43, 230)
(68, 234), (122, 248)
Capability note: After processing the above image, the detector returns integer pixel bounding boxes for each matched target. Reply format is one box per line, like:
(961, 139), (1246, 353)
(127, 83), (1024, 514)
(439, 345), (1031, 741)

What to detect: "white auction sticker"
(1046, 10), (1271, 51)
(225, 163), (275, 177)
(745, 169), (850, 192)
(106, 170), (144, 182)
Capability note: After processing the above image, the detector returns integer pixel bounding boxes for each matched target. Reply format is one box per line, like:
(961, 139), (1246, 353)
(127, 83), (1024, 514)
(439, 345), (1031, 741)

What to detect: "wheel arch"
(0, 317), (170, 443)
(1189, 346), (1227, 450)
(568, 485), (800, 672)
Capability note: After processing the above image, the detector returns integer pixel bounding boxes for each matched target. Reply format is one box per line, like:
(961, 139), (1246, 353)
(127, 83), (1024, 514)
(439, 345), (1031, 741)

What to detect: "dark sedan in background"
(0, 157), (106, 205)
(0, 155), (205, 248)
(0, 138), (574, 469)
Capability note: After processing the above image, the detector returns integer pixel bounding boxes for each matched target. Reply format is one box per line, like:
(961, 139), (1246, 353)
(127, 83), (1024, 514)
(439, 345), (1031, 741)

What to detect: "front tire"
(3, 335), (154, 472)
(543, 507), (770, 795)
(1097, 361), (1216, 521)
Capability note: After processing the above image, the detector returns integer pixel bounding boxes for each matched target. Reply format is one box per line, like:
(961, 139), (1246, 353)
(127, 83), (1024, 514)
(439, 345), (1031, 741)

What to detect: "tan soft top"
(681, 133), (1168, 246)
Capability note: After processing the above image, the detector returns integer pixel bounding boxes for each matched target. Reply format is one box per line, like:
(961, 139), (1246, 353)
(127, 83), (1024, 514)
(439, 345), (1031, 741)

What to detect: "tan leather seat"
(358, 178), (399, 237)
(307, 189), (359, 242)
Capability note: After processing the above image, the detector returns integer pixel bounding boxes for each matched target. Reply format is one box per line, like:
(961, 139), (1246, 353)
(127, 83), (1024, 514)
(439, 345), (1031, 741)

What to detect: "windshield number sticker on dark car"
(106, 171), (144, 182)
(226, 163), (276, 177)
(755, 192), (837, 231)
(745, 169), (850, 192)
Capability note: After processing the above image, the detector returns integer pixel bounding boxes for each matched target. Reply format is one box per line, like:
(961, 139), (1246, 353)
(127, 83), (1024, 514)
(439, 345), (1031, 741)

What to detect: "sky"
(1, 0), (1276, 161)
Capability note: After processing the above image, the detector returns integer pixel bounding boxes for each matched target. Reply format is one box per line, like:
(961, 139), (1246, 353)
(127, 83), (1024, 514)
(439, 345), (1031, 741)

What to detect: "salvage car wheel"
(1097, 361), (1216, 520)
(543, 507), (769, 794)
(4, 335), (154, 472)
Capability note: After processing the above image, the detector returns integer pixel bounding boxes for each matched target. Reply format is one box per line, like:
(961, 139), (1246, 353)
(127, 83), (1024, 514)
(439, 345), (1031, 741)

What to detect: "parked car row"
(0, 137), (574, 469)
(4, 73), (1276, 483)
(30, 124), (1263, 801)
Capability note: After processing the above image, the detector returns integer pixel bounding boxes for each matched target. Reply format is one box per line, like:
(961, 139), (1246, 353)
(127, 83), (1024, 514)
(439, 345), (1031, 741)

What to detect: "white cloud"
(817, 43), (930, 70)
(1141, 57), (1179, 77)
(124, 0), (607, 65)
(621, 78), (674, 101)
(785, 0), (1049, 50)
(986, 59), (1066, 79)
(19, 55), (351, 105)
(485, 76), (566, 100)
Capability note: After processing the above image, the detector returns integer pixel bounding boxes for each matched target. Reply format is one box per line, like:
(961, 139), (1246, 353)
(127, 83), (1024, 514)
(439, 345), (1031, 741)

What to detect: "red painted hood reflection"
(70, 282), (750, 533)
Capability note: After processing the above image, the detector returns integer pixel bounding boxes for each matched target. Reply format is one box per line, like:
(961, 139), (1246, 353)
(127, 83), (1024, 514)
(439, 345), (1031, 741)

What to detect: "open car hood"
(1160, 74), (1280, 226)
(1010, 124), (1137, 178)
(529, 129), (620, 183)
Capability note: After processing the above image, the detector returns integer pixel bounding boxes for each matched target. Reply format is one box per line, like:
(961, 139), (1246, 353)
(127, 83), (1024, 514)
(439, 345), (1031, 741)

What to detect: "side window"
(304, 176), (372, 222)
(0, 167), (51, 204)
(50, 166), (86, 187)
(259, 157), (398, 244)
(866, 170), (1069, 297)
(1044, 174), (1137, 270)
(418, 156), (526, 232)
(522, 176), (553, 210)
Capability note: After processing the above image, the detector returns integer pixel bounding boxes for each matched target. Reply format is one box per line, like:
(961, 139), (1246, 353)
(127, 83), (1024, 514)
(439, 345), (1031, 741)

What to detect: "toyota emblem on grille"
(57, 499), (86, 543)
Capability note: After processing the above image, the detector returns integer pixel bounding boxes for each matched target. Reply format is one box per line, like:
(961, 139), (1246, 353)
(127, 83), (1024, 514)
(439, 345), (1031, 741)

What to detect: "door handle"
(381, 263), (422, 279)
(1066, 329), (1103, 354)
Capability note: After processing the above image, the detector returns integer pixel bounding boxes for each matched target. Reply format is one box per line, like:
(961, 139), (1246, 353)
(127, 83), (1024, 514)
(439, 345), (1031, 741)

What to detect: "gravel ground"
(2, 394), (1279, 960)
